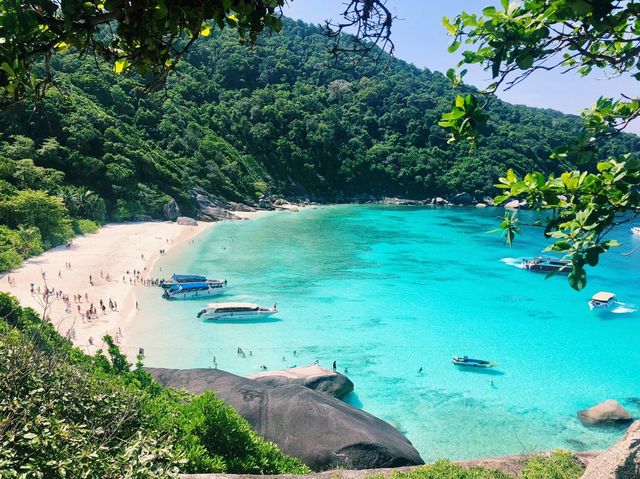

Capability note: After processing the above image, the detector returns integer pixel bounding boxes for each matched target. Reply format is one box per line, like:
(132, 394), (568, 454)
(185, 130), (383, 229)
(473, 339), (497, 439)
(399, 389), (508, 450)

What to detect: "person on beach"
(418, 367), (423, 374)
(135, 300), (139, 309)
(333, 360), (337, 372)
(88, 337), (94, 345)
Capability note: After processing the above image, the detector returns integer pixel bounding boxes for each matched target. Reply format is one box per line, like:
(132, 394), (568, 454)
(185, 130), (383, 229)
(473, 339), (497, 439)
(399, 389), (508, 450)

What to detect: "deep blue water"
(128, 205), (640, 460)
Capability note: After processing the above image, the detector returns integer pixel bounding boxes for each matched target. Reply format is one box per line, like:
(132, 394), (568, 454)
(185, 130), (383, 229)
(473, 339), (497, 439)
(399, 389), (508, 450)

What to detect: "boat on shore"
(452, 356), (496, 368)
(197, 302), (278, 321)
(521, 256), (571, 274)
(589, 291), (617, 310)
(162, 281), (227, 300)
(160, 274), (226, 290)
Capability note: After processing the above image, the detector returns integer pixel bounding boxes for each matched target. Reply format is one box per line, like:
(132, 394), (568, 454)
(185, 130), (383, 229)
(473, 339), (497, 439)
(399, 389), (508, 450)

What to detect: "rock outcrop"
(163, 198), (181, 221)
(248, 365), (354, 399)
(504, 199), (521, 209)
(578, 400), (633, 425)
(190, 189), (241, 221)
(451, 192), (474, 205)
(147, 367), (424, 471)
(581, 420), (640, 478)
(133, 214), (154, 222)
(176, 216), (198, 226)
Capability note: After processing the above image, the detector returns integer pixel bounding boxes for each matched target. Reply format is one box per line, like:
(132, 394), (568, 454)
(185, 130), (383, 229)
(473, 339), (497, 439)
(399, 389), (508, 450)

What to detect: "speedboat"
(160, 274), (226, 290)
(589, 291), (616, 310)
(632, 227), (640, 236)
(197, 302), (278, 321)
(521, 256), (571, 274)
(452, 356), (495, 368)
(162, 281), (227, 300)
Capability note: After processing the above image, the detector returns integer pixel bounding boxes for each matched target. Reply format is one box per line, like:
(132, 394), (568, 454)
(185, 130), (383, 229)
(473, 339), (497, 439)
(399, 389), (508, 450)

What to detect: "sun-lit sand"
(0, 221), (217, 357)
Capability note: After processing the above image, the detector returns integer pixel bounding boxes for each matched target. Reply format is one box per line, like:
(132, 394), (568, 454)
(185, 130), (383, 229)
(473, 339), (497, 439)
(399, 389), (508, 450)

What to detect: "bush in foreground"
(0, 292), (310, 478)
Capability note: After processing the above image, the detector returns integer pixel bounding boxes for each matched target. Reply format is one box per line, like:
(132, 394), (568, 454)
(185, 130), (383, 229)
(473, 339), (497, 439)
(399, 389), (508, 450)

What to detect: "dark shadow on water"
(343, 391), (364, 409)
(455, 367), (506, 376)
(201, 317), (283, 325)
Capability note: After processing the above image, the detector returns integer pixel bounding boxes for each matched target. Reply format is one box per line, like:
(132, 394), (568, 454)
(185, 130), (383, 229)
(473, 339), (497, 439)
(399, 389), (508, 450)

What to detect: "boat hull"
(452, 357), (495, 368)
(201, 310), (277, 321)
(163, 287), (227, 300)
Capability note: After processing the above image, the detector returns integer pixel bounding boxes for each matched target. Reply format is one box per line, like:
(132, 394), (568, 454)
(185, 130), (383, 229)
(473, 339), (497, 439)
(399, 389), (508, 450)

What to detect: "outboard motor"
(197, 309), (206, 318)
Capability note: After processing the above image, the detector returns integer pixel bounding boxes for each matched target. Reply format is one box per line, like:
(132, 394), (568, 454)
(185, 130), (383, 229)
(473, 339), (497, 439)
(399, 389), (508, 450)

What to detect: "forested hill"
(1, 18), (638, 222)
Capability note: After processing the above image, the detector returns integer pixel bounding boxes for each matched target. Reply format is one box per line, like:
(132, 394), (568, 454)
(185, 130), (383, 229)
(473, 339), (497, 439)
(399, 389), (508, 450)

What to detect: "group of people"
(6, 275), (16, 287)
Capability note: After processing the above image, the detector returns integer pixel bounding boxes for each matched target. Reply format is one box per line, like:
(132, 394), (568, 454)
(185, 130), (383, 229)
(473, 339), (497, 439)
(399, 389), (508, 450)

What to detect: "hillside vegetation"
(0, 18), (637, 271)
(0, 292), (309, 478)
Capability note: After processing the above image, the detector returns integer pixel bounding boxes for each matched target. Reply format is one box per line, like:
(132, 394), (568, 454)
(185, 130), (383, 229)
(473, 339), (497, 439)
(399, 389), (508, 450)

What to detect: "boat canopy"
(171, 274), (207, 282)
(591, 291), (616, 302)
(208, 302), (259, 309)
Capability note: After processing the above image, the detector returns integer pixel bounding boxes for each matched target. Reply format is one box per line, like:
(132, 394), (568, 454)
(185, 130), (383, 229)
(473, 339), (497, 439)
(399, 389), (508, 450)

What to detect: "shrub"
(385, 460), (512, 479)
(520, 450), (584, 479)
(0, 292), (312, 477)
(0, 248), (23, 271)
(72, 218), (100, 234)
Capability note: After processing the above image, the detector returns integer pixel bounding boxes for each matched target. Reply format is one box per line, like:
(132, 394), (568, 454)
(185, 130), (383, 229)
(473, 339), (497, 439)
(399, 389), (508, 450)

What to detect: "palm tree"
(16, 225), (42, 256)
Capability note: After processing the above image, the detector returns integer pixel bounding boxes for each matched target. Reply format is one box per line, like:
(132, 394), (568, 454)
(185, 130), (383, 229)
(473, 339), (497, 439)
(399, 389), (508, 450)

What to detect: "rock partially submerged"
(176, 216), (198, 226)
(581, 420), (640, 478)
(578, 400), (633, 425)
(248, 365), (354, 399)
(147, 367), (423, 471)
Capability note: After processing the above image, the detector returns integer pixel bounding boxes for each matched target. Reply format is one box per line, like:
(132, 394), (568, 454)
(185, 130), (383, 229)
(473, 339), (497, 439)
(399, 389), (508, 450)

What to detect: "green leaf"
(568, 265), (587, 291)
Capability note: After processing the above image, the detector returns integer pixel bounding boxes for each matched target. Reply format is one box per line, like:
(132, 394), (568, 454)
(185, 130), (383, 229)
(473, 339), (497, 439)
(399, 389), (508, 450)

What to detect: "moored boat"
(160, 274), (226, 290)
(589, 291), (617, 310)
(162, 281), (227, 300)
(197, 302), (278, 321)
(452, 356), (495, 368)
(521, 256), (571, 274)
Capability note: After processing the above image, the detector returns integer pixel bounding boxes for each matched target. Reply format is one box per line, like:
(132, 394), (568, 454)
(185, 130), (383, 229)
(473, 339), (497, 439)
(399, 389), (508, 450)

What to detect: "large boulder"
(248, 365), (354, 399)
(176, 216), (198, 226)
(504, 199), (521, 209)
(198, 206), (241, 222)
(258, 196), (275, 210)
(581, 420), (640, 478)
(578, 400), (633, 425)
(163, 198), (181, 221)
(451, 192), (474, 205)
(147, 367), (423, 471)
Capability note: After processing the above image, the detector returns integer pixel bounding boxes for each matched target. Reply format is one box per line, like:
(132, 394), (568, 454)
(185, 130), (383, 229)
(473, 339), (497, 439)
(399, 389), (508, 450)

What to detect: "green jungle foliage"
(0, 18), (637, 272)
(0, 292), (310, 478)
(363, 452), (584, 479)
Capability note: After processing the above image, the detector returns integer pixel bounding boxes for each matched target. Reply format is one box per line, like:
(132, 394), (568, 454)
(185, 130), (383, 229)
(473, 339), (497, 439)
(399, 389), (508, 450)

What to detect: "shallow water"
(128, 205), (640, 461)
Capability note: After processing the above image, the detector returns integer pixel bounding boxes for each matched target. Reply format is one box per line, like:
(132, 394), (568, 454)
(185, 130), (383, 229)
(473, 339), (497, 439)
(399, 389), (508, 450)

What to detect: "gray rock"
(578, 400), (633, 425)
(249, 365), (354, 399)
(504, 199), (521, 209)
(581, 420), (640, 478)
(198, 206), (241, 222)
(273, 198), (290, 206)
(475, 203), (487, 208)
(451, 192), (474, 205)
(483, 196), (495, 206)
(133, 214), (154, 222)
(163, 198), (181, 221)
(147, 367), (424, 471)
(176, 216), (198, 226)
(258, 197), (275, 210)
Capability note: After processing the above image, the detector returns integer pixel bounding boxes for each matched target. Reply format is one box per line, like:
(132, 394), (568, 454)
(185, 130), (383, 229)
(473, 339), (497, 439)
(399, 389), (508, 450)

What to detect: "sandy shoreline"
(0, 214), (267, 358)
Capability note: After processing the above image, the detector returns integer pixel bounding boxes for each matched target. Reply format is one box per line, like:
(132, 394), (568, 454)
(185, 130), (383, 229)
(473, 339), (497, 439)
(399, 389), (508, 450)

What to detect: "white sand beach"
(0, 221), (217, 358)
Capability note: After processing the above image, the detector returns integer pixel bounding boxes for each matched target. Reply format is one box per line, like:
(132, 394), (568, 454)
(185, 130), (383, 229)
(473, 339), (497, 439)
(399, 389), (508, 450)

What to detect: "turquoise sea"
(128, 205), (640, 461)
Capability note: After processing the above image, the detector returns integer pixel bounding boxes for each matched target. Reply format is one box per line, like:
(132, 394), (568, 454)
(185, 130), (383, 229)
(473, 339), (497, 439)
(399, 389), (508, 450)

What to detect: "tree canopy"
(439, 0), (640, 289)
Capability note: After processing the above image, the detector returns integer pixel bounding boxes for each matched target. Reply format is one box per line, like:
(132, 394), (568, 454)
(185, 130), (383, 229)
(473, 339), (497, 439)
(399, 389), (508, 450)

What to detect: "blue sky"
(283, 1), (640, 134)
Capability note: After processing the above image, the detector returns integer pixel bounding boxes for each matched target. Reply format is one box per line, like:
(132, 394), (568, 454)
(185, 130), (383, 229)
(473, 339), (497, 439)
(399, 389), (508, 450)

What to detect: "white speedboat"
(162, 281), (227, 300)
(632, 227), (640, 236)
(589, 291), (617, 310)
(197, 302), (278, 321)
